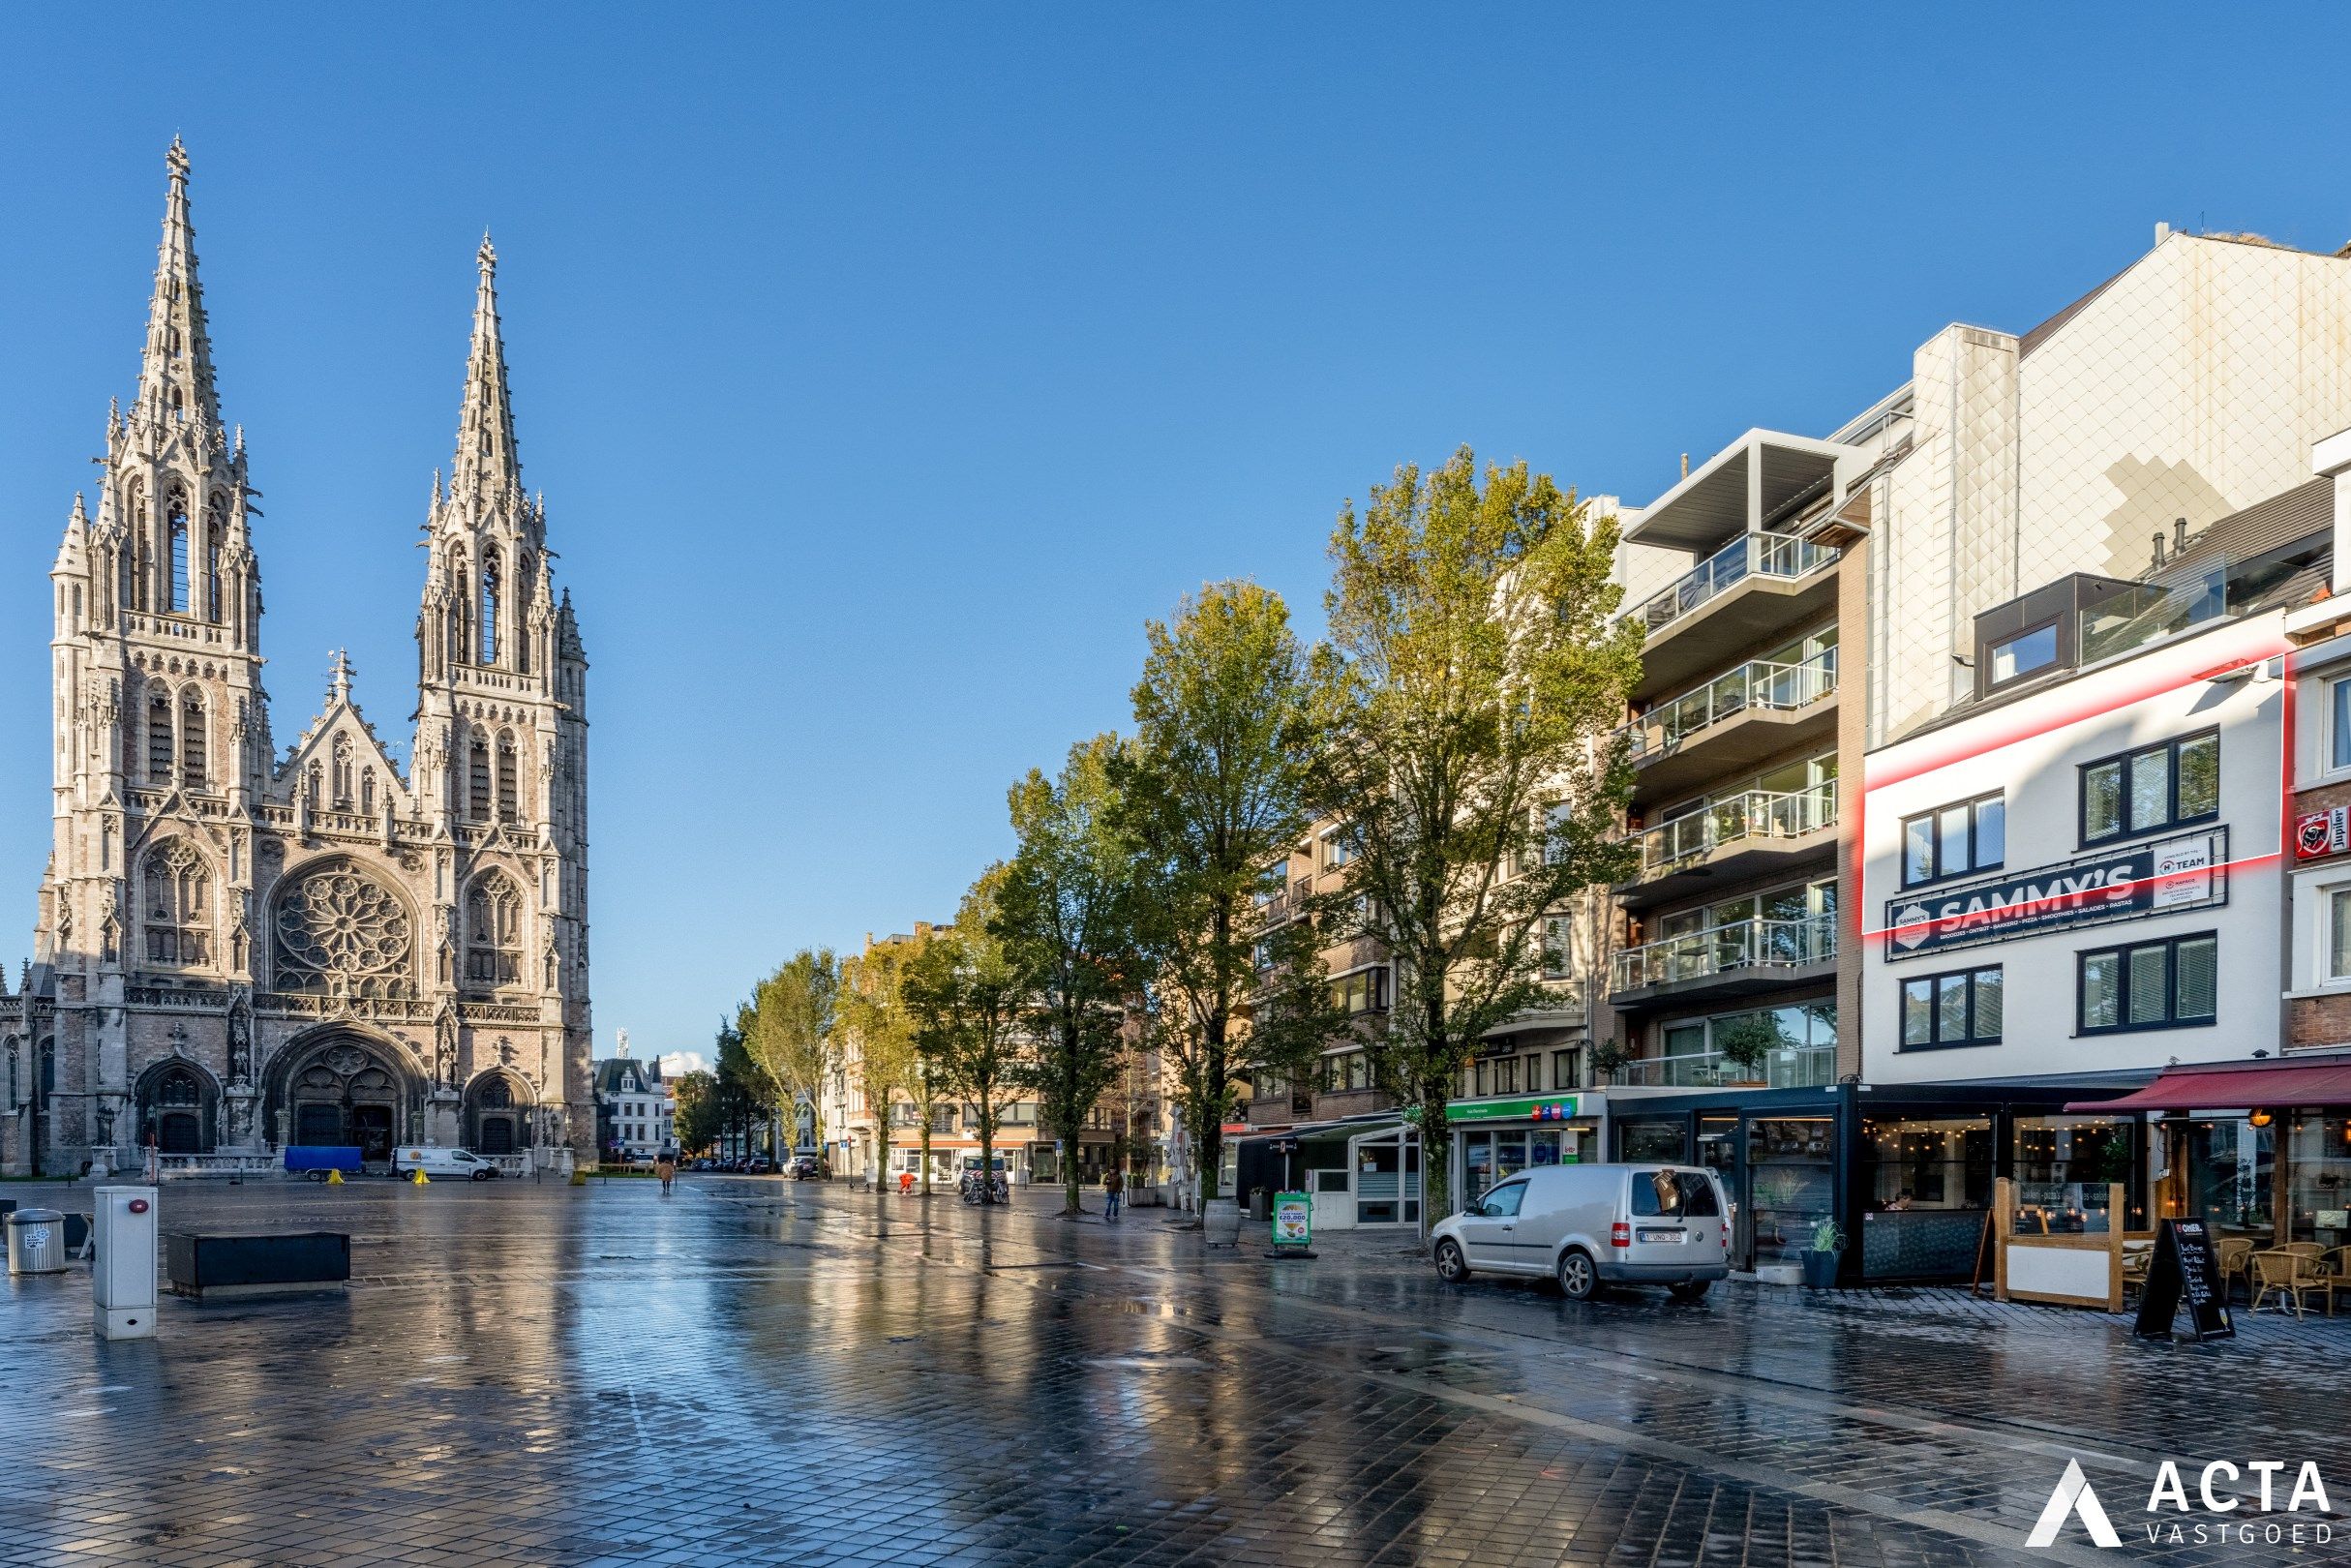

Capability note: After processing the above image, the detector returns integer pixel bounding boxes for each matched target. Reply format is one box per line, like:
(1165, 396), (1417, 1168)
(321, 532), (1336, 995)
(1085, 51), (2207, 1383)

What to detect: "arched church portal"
(269, 1034), (418, 1160)
(464, 1070), (534, 1156)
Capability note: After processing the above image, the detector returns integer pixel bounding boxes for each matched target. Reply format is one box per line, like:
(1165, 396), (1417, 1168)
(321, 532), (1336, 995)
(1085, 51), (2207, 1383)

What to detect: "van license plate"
(1637, 1228), (1683, 1244)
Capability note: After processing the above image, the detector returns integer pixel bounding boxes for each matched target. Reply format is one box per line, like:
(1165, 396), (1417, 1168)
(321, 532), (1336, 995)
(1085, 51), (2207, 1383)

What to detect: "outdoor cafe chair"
(2249, 1250), (2333, 1320)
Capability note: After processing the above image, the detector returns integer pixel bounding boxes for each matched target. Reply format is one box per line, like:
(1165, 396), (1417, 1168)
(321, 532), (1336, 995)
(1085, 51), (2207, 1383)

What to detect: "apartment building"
(823, 924), (1168, 1191)
(1595, 227), (2351, 1279)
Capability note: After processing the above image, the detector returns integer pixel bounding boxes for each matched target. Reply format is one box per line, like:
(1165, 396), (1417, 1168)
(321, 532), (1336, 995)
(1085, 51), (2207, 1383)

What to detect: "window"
(1329, 966), (1387, 1014)
(2331, 888), (2351, 982)
(203, 499), (225, 623)
(2079, 932), (2216, 1032)
(1479, 1181), (1526, 1218)
(1552, 1048), (1579, 1091)
(361, 769), (377, 817)
(1321, 829), (1352, 869)
(1494, 1056), (1520, 1096)
(180, 692), (205, 788)
(516, 554), (534, 674)
(1901, 794), (2004, 887)
(1630, 1169), (1721, 1218)
(142, 840), (212, 966)
(1323, 1050), (1372, 1093)
(465, 873), (522, 987)
(166, 487), (191, 614)
(2335, 678), (2351, 772)
(497, 733), (519, 824)
(468, 738), (492, 822)
(146, 692), (173, 782)
(1988, 622), (2059, 685)
(1898, 966), (2004, 1049)
(1542, 915), (1573, 979)
(2081, 731), (2217, 845)
(129, 482), (151, 614)
(481, 551), (502, 667)
(447, 548), (471, 665)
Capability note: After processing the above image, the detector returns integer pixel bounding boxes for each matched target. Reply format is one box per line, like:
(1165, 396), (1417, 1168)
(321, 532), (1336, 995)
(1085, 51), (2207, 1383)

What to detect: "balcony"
(1609, 916), (1835, 1009)
(1618, 782), (1837, 909)
(1619, 649), (1838, 804)
(1625, 532), (1840, 700)
(1484, 979), (1586, 1038)
(1610, 1042), (1835, 1091)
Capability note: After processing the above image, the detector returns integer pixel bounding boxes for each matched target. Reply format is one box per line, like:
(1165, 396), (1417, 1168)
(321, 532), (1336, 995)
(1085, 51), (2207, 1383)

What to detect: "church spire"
(135, 136), (223, 435)
(448, 233), (522, 511)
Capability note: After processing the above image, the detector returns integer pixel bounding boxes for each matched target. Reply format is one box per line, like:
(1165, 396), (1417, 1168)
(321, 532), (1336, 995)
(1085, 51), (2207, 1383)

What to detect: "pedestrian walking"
(898, 1168), (915, 1197)
(1103, 1166), (1124, 1221)
(655, 1148), (678, 1195)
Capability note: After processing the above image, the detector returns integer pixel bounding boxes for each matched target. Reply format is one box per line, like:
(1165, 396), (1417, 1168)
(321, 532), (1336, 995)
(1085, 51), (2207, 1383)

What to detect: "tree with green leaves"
(998, 734), (1143, 1216)
(670, 1068), (721, 1156)
(1116, 581), (1338, 1212)
(711, 1017), (772, 1159)
(1309, 446), (1642, 1235)
(903, 869), (1025, 1200)
(838, 935), (924, 1191)
(742, 948), (840, 1161)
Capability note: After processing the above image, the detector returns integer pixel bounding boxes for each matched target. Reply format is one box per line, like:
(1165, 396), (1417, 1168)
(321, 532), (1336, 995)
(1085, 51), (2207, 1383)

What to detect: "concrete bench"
(165, 1231), (350, 1302)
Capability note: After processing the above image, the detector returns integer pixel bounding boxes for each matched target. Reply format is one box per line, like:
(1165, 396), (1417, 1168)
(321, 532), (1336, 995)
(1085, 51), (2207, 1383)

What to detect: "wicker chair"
(2249, 1250), (2332, 1319)
(2215, 1237), (2255, 1299)
(2326, 1248), (2351, 1315)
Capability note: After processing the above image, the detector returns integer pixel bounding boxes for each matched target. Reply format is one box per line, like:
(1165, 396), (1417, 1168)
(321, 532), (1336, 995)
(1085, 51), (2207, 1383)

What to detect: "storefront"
(2068, 1056), (2351, 1251)
(1449, 1092), (1609, 1212)
(1605, 1081), (2142, 1280)
(1236, 1113), (1421, 1231)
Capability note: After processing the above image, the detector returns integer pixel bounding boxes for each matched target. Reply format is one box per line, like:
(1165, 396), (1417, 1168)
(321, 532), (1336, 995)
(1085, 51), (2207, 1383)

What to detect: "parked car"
(1431, 1162), (1730, 1302)
(390, 1146), (501, 1182)
(741, 1156), (773, 1175)
(788, 1155), (824, 1180)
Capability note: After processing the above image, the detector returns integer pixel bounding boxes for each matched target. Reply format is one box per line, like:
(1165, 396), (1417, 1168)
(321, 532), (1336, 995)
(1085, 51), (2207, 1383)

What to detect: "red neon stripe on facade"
(1862, 620), (2290, 794)
(1859, 849), (2280, 945)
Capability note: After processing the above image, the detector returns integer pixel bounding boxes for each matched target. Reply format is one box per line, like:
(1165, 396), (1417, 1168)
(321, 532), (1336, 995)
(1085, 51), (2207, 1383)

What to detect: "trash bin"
(1249, 1187), (1270, 1222)
(6, 1209), (68, 1276)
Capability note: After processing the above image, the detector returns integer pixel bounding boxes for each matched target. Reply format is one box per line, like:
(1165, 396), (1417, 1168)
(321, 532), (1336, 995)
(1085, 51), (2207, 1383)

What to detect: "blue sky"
(4, 5), (2349, 1064)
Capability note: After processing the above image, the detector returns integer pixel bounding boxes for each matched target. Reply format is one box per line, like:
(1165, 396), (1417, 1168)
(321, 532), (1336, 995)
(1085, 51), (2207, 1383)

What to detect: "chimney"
(2173, 517), (2189, 556)
(2155, 221), (2172, 247)
(2152, 531), (2168, 570)
(1679, 453), (1689, 479)
(2319, 426), (2351, 595)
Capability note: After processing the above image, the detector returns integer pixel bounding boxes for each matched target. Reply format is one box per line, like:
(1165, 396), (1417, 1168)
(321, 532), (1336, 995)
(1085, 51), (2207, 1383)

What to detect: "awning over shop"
(2065, 1059), (2351, 1113)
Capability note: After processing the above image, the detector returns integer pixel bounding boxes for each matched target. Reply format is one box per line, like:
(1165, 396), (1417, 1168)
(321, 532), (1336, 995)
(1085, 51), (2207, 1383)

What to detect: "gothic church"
(0, 142), (593, 1175)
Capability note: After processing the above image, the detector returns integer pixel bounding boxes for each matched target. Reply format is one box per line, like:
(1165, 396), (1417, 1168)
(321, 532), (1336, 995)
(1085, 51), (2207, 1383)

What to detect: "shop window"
(1900, 794), (2004, 888)
(2080, 731), (2217, 846)
(1861, 1116), (1991, 1212)
(2285, 1113), (2351, 1248)
(2012, 1115), (2134, 1233)
(1897, 966), (2003, 1050)
(2184, 1117), (2274, 1242)
(1747, 1118), (1836, 1266)
(1618, 1120), (1688, 1162)
(2078, 932), (2216, 1032)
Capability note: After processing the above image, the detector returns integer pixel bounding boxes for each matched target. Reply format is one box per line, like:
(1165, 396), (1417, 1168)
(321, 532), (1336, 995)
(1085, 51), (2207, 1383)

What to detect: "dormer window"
(1987, 622), (2058, 686)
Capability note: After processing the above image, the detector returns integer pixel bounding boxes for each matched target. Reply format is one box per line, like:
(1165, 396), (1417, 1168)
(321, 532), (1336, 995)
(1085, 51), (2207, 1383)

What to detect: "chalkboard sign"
(2133, 1218), (2234, 1342)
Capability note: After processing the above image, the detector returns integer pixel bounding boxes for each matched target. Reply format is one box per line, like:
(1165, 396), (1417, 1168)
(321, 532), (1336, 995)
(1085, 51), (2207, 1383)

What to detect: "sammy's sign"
(1885, 831), (2221, 961)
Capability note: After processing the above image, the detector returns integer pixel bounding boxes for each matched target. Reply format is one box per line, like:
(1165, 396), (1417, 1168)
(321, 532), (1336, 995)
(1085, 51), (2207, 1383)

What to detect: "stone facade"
(0, 142), (592, 1176)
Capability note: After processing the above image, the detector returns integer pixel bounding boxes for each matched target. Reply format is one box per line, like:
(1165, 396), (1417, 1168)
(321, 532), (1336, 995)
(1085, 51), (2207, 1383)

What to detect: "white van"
(390, 1146), (500, 1181)
(1431, 1162), (1731, 1301)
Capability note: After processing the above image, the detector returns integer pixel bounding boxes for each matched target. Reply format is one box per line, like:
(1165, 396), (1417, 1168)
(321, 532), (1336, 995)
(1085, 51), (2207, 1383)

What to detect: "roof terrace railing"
(1630, 531), (1838, 638)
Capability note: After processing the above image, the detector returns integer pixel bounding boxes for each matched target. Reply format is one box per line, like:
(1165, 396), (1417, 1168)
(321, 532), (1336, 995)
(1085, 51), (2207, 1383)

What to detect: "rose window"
(275, 867), (413, 998)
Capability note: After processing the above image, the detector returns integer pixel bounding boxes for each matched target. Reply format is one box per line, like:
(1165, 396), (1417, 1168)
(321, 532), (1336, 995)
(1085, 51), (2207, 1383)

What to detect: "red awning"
(2065, 1059), (2351, 1114)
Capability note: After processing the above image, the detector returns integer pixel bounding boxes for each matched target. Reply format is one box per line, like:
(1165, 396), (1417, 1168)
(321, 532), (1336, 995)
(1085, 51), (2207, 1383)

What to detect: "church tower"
(410, 235), (594, 1160)
(4, 145), (592, 1177)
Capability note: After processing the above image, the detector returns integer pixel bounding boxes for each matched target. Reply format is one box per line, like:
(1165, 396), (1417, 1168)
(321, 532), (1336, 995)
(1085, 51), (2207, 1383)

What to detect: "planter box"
(1801, 1250), (1841, 1289)
(166, 1231), (350, 1302)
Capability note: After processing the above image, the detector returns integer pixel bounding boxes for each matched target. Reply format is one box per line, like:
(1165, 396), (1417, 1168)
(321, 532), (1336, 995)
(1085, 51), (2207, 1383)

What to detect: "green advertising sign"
(1271, 1191), (1312, 1249)
(1450, 1096), (1579, 1124)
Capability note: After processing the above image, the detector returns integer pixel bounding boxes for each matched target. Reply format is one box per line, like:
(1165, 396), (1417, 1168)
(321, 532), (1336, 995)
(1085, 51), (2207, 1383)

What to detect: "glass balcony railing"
(1611, 1042), (1835, 1090)
(1629, 531), (1838, 638)
(1627, 782), (1837, 880)
(1610, 915), (1835, 994)
(1620, 648), (1837, 762)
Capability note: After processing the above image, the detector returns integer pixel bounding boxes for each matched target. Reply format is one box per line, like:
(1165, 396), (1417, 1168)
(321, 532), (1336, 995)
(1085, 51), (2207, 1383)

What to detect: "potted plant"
(1802, 1220), (1843, 1288)
(1710, 1012), (1781, 1088)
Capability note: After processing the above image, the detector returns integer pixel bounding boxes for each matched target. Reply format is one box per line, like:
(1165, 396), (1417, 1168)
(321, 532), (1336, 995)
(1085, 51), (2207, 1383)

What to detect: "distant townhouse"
(592, 1040), (673, 1162)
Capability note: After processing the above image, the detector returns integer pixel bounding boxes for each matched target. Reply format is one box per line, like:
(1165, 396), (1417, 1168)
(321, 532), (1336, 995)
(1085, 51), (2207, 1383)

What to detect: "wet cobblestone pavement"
(2, 1177), (2347, 1566)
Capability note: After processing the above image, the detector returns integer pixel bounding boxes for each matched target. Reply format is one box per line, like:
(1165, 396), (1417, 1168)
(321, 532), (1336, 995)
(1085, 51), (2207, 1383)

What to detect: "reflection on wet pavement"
(0, 1176), (2342, 1565)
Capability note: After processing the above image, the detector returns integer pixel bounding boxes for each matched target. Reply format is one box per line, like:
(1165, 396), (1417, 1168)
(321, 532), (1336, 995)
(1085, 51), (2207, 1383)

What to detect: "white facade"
(1861, 614), (2288, 1084)
(594, 1055), (674, 1159)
